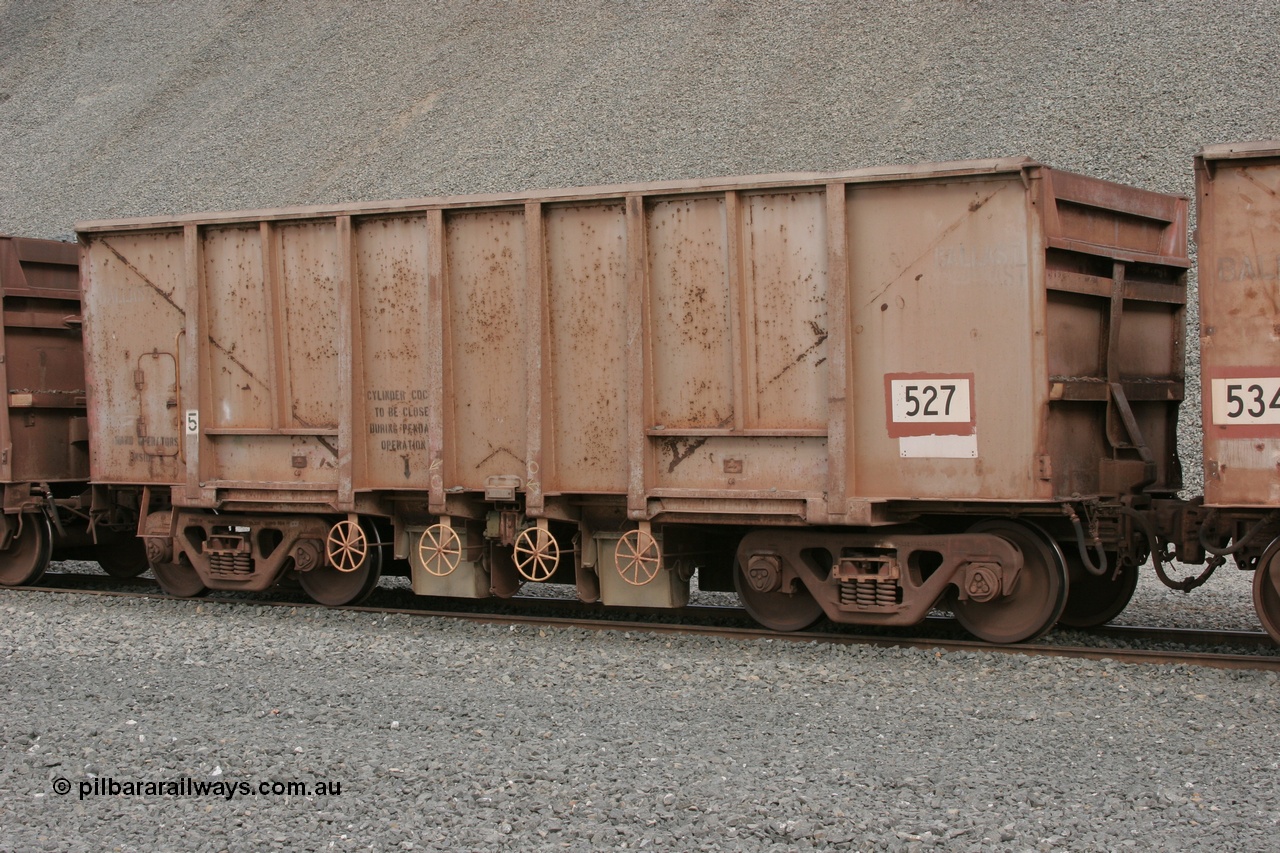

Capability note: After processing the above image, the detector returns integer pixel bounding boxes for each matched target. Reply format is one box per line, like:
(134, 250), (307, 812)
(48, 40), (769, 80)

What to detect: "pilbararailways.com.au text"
(52, 776), (343, 800)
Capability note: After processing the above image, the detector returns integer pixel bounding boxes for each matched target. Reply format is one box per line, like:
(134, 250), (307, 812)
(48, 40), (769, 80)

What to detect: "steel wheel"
(151, 556), (208, 598)
(0, 512), (52, 586)
(1059, 551), (1138, 629)
(302, 519), (383, 606)
(97, 535), (150, 579)
(418, 524), (462, 577)
(1253, 539), (1280, 644)
(733, 555), (822, 632)
(952, 519), (1068, 644)
(615, 528), (660, 586)
(514, 526), (560, 582)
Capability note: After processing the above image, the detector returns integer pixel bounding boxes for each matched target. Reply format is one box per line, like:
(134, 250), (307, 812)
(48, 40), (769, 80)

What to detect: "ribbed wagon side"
(1195, 141), (1280, 641)
(0, 235), (144, 586)
(78, 157), (1188, 642)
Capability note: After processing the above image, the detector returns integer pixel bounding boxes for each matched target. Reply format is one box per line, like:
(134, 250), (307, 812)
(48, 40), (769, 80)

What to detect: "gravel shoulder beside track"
(3, 580), (1277, 853)
(1117, 559), (1263, 633)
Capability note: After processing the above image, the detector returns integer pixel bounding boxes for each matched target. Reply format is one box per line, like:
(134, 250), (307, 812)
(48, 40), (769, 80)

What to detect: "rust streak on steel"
(762, 329), (828, 388)
(474, 445), (524, 469)
(205, 335), (271, 393)
(662, 413), (734, 473)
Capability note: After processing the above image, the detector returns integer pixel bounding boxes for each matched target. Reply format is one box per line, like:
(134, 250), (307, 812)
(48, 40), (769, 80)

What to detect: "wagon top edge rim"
(1197, 140), (1280, 163)
(75, 155), (1103, 234)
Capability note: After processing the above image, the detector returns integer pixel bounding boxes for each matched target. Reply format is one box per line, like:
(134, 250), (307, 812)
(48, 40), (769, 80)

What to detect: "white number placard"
(884, 373), (976, 451)
(1210, 377), (1280, 426)
(888, 378), (971, 424)
(185, 409), (199, 435)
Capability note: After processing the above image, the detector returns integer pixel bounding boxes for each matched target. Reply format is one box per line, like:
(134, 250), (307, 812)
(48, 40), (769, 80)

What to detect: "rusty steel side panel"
(200, 221), (344, 489)
(354, 215), (433, 489)
(81, 229), (186, 486)
(544, 202), (629, 493)
(1197, 143), (1280, 507)
(645, 187), (831, 494)
(277, 221), (340, 429)
(647, 196), (735, 431)
(443, 208), (528, 491)
(83, 221), (349, 495)
(654, 435), (828, 492)
(0, 235), (87, 486)
(200, 221), (344, 487)
(202, 225), (272, 430)
(847, 174), (1041, 500)
(741, 190), (829, 431)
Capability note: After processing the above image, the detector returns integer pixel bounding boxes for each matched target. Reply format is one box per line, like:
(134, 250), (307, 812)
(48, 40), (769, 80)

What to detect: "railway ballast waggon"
(0, 148), (1269, 645)
(1194, 141), (1280, 642)
(75, 156), (1206, 644)
(0, 235), (144, 585)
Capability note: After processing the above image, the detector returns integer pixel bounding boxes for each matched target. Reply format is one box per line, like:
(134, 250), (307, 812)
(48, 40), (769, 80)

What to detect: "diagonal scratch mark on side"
(1240, 169), (1280, 200)
(858, 184), (1008, 313)
(103, 237), (271, 394)
(102, 239), (185, 316)
(475, 445), (525, 469)
(665, 412), (734, 473)
(763, 333), (828, 389)
(208, 337), (271, 393)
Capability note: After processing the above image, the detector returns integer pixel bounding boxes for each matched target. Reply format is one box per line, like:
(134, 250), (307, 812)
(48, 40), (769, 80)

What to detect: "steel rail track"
(8, 573), (1278, 672)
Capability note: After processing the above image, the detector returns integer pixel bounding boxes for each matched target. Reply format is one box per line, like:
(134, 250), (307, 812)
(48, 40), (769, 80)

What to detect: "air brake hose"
(38, 484), (66, 539)
(1196, 508), (1280, 558)
(1061, 503), (1109, 577)
(1117, 505), (1216, 593)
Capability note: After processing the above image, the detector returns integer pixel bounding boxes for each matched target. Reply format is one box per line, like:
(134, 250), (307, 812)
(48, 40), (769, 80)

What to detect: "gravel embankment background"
(3, 2), (1280, 850)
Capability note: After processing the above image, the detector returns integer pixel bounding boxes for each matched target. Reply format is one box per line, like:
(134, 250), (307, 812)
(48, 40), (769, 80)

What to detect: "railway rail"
(11, 569), (1277, 673)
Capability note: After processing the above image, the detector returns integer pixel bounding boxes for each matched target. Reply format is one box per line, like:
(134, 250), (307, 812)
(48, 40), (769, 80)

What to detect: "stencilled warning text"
(367, 388), (429, 452)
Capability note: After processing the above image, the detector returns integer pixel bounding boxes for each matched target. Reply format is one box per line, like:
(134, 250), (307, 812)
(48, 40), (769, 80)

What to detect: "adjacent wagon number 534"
(1211, 377), (1280, 427)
